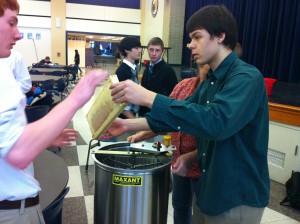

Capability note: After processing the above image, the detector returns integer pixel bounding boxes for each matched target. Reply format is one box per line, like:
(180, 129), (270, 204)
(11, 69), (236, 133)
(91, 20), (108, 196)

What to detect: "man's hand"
(172, 151), (197, 177)
(51, 129), (78, 147)
(110, 80), (157, 108)
(127, 131), (157, 143)
(68, 69), (108, 110)
(100, 118), (151, 140)
(100, 118), (128, 139)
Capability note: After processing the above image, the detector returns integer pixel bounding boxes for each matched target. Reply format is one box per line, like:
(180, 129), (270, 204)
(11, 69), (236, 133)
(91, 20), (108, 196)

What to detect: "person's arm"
(6, 69), (108, 169)
(50, 129), (78, 147)
(172, 150), (197, 177)
(127, 130), (157, 143)
(101, 117), (151, 139)
(121, 110), (136, 119)
(112, 70), (266, 140)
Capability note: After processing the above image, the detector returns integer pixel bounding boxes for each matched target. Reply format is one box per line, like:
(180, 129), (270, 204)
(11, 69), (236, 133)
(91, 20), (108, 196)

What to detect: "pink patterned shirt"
(169, 77), (201, 178)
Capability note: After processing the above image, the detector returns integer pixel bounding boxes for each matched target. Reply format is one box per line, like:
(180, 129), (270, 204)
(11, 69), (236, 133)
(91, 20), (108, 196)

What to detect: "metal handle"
(295, 145), (298, 156)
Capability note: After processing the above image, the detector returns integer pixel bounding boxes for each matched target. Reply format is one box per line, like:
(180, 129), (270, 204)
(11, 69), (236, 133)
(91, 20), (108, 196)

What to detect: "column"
(51, 0), (66, 65)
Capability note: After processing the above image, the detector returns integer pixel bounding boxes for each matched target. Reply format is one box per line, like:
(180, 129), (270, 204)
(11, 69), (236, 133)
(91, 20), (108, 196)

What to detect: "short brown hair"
(147, 37), (164, 50)
(0, 0), (19, 17)
(186, 5), (237, 50)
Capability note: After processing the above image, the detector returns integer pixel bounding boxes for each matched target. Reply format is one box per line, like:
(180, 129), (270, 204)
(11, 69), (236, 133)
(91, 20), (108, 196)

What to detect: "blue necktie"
(148, 65), (154, 80)
(149, 65), (153, 75)
(131, 67), (138, 83)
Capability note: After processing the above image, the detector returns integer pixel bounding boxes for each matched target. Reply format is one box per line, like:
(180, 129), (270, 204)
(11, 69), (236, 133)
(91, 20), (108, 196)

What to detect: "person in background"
(102, 5), (270, 224)
(104, 45), (111, 55)
(39, 56), (52, 64)
(0, 1), (108, 223)
(115, 48), (121, 67)
(0, 49), (31, 94)
(127, 64), (210, 224)
(196, 64), (210, 83)
(115, 36), (141, 119)
(139, 37), (178, 117)
(74, 49), (82, 73)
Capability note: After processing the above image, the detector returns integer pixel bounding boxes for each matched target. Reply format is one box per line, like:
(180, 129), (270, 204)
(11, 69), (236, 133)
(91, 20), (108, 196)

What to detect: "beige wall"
(51, 0), (66, 65)
(162, 0), (171, 48)
(140, 0), (186, 65)
(15, 27), (51, 66)
(17, 1), (141, 67)
(17, 0), (51, 66)
(168, 0), (186, 65)
(140, 0), (165, 47)
(68, 40), (86, 67)
(66, 4), (140, 35)
(17, 1), (186, 66)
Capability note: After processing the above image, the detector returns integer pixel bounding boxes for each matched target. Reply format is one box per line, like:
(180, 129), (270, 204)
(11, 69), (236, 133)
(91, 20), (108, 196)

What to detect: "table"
(30, 74), (63, 82)
(34, 150), (69, 210)
(29, 64), (68, 73)
(28, 64), (69, 79)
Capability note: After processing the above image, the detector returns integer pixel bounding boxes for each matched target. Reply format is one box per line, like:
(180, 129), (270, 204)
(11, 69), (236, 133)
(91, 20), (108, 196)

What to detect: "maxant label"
(112, 174), (143, 186)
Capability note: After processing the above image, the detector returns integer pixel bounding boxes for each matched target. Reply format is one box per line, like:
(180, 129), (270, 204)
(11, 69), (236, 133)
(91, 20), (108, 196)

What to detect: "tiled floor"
(53, 64), (300, 224)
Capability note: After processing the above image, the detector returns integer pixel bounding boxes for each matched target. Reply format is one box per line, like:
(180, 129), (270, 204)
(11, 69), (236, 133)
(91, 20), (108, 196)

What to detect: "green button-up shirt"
(146, 51), (270, 215)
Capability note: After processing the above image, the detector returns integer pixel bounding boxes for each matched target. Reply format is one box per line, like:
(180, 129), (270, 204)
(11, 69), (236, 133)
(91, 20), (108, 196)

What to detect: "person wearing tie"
(139, 37), (178, 117)
(115, 36), (141, 119)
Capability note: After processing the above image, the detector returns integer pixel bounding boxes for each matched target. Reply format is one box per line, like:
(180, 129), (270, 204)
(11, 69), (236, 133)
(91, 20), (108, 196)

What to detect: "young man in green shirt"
(102, 5), (270, 224)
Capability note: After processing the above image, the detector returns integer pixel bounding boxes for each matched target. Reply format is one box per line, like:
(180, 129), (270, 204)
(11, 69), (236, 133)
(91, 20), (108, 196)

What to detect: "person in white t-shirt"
(0, 1), (108, 223)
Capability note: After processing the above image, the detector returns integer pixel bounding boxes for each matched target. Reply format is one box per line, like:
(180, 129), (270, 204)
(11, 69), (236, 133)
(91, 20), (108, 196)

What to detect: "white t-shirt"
(0, 65), (40, 201)
(0, 49), (32, 93)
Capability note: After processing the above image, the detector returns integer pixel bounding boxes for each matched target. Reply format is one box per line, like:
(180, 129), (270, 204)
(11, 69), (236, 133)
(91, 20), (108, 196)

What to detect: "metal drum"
(93, 142), (172, 224)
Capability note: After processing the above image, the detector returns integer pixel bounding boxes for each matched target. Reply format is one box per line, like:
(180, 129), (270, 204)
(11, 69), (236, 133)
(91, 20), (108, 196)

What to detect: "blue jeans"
(172, 173), (199, 224)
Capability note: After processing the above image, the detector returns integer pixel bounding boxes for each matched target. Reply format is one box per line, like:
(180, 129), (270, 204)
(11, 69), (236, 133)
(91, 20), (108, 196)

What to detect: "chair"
(42, 187), (70, 224)
(55, 78), (68, 100)
(67, 64), (79, 81)
(25, 105), (50, 123)
(29, 69), (42, 75)
(51, 70), (68, 77)
(181, 67), (197, 80)
(26, 103), (61, 154)
(40, 79), (55, 89)
(40, 79), (67, 101)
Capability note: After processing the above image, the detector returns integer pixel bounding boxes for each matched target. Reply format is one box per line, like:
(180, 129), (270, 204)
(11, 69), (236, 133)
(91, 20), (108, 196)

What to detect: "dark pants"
(75, 64), (82, 72)
(172, 173), (199, 224)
